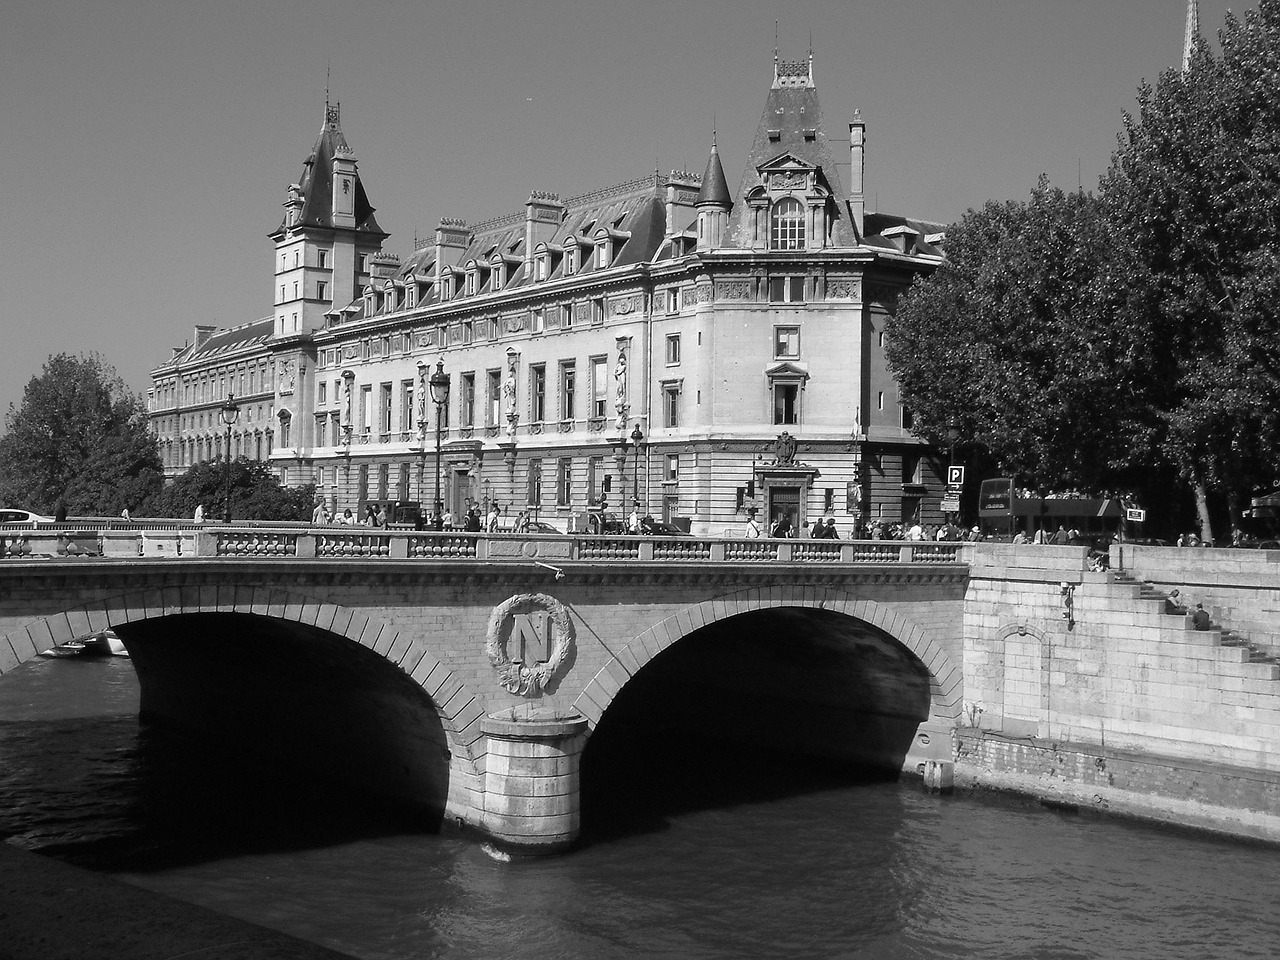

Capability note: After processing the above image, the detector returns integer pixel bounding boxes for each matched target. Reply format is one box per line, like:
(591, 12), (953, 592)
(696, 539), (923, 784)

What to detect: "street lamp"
(428, 360), (451, 530)
(219, 395), (241, 523)
(629, 423), (644, 506)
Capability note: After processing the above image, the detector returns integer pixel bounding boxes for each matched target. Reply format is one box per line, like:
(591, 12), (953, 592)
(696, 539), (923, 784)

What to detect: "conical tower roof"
(275, 102), (385, 237)
(696, 135), (732, 208)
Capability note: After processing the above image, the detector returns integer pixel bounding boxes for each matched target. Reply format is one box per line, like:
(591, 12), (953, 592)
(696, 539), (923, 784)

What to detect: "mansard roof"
(154, 317), (274, 374)
(377, 174), (672, 309)
(726, 53), (857, 247)
(863, 212), (948, 257)
(275, 103), (385, 238)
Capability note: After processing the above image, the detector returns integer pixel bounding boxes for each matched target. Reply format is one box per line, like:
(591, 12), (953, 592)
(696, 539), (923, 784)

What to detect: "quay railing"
(0, 523), (968, 566)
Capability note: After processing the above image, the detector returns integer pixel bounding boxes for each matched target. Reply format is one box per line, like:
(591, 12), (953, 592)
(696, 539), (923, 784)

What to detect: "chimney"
(849, 112), (866, 241)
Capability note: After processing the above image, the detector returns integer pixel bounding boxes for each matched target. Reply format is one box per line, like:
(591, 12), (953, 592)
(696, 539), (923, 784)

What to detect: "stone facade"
(148, 54), (950, 534)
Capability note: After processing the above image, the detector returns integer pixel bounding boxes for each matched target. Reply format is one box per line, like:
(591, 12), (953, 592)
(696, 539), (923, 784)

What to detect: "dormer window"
(491, 258), (505, 291)
(536, 253), (549, 281)
(770, 197), (806, 250)
(465, 270), (477, 297)
(595, 240), (611, 269)
(564, 245), (577, 276)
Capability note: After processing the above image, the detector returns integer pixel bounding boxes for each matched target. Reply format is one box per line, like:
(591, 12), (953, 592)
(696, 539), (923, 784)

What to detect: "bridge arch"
(0, 584), (483, 764)
(572, 584), (962, 731)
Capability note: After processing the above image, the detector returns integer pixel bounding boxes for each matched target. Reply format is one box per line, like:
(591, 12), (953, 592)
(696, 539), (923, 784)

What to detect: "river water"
(2, 656), (1279, 960)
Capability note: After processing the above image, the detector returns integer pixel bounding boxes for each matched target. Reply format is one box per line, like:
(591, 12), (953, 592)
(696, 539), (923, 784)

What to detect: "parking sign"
(947, 465), (965, 487)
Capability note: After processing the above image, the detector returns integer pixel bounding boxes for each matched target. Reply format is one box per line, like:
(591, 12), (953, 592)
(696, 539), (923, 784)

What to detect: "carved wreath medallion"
(486, 593), (574, 697)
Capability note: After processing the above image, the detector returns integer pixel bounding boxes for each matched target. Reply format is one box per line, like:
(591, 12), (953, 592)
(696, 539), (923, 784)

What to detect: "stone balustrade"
(0, 523), (968, 566)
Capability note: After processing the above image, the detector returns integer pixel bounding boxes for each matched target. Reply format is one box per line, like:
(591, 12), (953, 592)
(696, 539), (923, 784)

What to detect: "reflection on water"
(2, 657), (1280, 960)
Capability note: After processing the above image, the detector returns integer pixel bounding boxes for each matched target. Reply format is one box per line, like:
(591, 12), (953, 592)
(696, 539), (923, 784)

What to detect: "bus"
(978, 478), (1139, 542)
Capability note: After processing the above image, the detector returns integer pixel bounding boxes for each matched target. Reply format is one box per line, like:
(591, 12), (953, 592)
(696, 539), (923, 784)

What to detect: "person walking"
(486, 502), (501, 532)
(194, 503), (205, 523)
(310, 501), (325, 524)
(744, 508), (762, 538)
(824, 517), (839, 539)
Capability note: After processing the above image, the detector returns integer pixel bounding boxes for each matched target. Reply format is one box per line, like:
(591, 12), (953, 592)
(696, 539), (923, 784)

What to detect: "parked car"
(641, 518), (691, 536)
(0, 509), (52, 524)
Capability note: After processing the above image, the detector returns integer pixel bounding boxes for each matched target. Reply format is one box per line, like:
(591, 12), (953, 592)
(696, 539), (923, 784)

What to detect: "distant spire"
(1182, 0), (1200, 73)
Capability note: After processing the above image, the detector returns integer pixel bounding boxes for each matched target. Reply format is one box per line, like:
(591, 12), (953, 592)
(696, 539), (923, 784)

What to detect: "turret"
(695, 135), (732, 251)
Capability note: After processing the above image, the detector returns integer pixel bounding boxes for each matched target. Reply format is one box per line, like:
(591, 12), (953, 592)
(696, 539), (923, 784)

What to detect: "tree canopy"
(888, 0), (1280, 540)
(0, 354), (162, 516)
(143, 458), (315, 522)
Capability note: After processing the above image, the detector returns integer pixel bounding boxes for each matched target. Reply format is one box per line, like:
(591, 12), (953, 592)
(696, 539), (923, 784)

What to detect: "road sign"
(941, 495), (962, 512)
(1126, 508), (1146, 523)
(947, 465), (965, 487)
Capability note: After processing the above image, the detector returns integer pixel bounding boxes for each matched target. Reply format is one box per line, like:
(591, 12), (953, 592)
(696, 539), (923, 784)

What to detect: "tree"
(886, 181), (1163, 498)
(1106, 0), (1280, 541)
(143, 457), (315, 522)
(0, 354), (162, 515)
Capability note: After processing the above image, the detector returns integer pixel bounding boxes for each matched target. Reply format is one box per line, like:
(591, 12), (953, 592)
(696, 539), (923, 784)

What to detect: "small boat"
(42, 640), (86, 658)
(40, 630), (128, 659)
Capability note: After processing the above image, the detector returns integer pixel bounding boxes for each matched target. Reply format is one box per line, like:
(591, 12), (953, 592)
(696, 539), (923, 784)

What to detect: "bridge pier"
(480, 713), (588, 854)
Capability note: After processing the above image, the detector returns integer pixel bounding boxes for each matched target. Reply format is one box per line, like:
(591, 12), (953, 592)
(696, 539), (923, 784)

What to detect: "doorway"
(768, 486), (801, 536)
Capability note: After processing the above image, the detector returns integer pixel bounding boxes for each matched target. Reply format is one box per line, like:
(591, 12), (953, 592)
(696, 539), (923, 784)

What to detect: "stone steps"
(1110, 569), (1280, 674)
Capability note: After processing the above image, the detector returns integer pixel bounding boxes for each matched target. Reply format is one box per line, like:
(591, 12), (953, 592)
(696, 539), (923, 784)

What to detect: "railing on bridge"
(0, 523), (967, 565)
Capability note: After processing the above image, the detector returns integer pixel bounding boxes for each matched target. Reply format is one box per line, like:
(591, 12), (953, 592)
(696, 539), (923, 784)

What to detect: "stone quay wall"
(960, 544), (1280, 838)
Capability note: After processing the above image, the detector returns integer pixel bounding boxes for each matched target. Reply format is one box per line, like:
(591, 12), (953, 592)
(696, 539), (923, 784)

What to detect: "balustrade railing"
(0, 523), (970, 566)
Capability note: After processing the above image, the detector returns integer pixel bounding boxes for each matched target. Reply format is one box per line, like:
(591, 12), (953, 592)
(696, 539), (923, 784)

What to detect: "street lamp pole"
(630, 423), (644, 506)
(220, 395), (241, 523)
(429, 360), (451, 530)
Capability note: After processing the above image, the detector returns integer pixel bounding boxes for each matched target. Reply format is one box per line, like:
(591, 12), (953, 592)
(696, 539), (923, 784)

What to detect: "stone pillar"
(480, 713), (587, 854)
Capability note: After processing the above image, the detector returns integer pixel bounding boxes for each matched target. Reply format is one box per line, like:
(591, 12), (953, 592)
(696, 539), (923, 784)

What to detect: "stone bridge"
(0, 527), (967, 851)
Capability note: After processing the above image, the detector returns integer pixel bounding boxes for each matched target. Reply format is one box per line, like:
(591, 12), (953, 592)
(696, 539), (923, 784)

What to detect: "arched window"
(769, 197), (806, 250)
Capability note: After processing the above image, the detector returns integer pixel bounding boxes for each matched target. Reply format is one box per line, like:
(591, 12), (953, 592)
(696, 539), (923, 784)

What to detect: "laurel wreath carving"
(486, 593), (573, 696)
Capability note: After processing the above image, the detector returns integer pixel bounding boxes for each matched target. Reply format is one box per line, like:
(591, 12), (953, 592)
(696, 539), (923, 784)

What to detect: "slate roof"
(275, 104), (385, 238)
(157, 317), (274, 371)
(697, 139), (732, 208)
(726, 58), (858, 248)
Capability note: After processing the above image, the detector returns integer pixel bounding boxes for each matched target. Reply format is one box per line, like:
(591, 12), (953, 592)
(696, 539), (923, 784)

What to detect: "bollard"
(922, 759), (955, 795)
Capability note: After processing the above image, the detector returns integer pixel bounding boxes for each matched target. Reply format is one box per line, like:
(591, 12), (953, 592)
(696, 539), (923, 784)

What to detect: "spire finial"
(1182, 0), (1200, 73)
(325, 59), (331, 106)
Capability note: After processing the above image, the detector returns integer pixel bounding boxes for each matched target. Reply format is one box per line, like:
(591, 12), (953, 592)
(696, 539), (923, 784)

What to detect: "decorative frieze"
(715, 279), (752, 301)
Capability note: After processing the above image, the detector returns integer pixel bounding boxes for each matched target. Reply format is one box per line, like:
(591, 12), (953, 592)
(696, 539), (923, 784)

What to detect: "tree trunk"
(1227, 487), (1243, 545)
(1194, 477), (1214, 546)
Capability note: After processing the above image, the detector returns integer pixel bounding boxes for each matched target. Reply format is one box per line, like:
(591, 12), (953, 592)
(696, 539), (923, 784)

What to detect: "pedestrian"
(628, 502), (641, 534)
(1013, 529), (1027, 545)
(516, 510), (530, 533)
(310, 501), (324, 524)
(1052, 525), (1068, 545)
(55, 501), (68, 523)
(340, 508), (355, 525)
(811, 516), (825, 539)
(375, 504), (388, 528)
(1191, 603), (1211, 630)
(824, 517), (839, 539)
(464, 508), (482, 532)
(194, 503), (205, 523)
(486, 502), (501, 532)
(771, 513), (792, 538)
(442, 509), (453, 530)
(364, 505), (378, 526)
(744, 508), (762, 538)
(413, 510), (426, 531)
(120, 507), (131, 522)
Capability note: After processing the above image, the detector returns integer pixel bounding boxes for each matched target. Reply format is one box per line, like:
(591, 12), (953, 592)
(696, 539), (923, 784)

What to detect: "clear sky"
(0, 0), (1253, 430)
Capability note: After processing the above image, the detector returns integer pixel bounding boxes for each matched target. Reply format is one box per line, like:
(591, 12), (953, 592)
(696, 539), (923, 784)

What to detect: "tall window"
(527, 459), (543, 505)
(531, 365), (546, 422)
(560, 361), (576, 421)
(666, 334), (681, 365)
(774, 383), (799, 425)
(377, 463), (389, 501)
(770, 197), (806, 250)
(461, 373), (476, 427)
(591, 298), (604, 325)
(557, 458), (572, 506)
(379, 383), (392, 435)
(360, 385), (372, 435)
(401, 380), (415, 434)
(398, 463), (410, 501)
(488, 370), (502, 426)
(590, 357), (609, 418)
(663, 384), (680, 428)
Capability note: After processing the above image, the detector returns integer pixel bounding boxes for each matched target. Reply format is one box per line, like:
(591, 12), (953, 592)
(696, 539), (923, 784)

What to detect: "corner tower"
(725, 49), (859, 251)
(695, 133), (732, 250)
(270, 102), (388, 339)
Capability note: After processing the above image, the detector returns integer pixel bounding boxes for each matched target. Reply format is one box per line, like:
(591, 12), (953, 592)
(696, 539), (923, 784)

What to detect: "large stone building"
(149, 51), (948, 534)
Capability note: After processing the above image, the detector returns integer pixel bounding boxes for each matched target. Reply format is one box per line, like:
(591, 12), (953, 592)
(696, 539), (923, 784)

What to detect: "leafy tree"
(886, 181), (1162, 497)
(1106, 0), (1280, 541)
(0, 353), (162, 515)
(143, 457), (315, 522)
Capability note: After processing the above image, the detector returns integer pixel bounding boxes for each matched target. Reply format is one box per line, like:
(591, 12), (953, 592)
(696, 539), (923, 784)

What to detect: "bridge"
(5, 527), (1280, 848)
(0, 526), (967, 851)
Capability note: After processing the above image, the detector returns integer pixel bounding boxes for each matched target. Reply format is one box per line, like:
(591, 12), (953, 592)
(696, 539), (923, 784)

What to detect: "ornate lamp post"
(429, 360), (451, 530)
(629, 423), (644, 506)
(219, 395), (240, 523)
